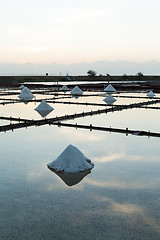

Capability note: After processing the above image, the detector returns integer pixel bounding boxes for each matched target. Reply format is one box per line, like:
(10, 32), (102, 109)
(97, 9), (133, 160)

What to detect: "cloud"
(85, 173), (160, 190)
(97, 196), (142, 214)
(111, 201), (142, 215)
(60, 127), (104, 143)
(93, 152), (125, 163)
(93, 152), (160, 164)
(26, 162), (47, 182)
(95, 195), (160, 234)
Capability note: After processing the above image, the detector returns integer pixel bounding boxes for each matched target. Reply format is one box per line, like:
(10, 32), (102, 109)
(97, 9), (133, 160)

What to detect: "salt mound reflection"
(48, 168), (91, 186)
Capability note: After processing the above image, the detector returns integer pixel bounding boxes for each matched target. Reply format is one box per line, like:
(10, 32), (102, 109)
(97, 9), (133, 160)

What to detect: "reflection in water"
(103, 94), (117, 105)
(35, 109), (53, 117)
(73, 95), (80, 99)
(48, 168), (91, 186)
(23, 101), (29, 105)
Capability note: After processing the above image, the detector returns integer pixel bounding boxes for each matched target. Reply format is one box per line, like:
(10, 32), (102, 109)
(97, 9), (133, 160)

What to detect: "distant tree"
(106, 74), (110, 76)
(87, 70), (97, 77)
(122, 74), (128, 80)
(137, 72), (143, 76)
(136, 72), (144, 80)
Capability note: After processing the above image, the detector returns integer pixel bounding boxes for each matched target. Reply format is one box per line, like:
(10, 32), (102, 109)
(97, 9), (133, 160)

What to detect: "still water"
(0, 91), (160, 239)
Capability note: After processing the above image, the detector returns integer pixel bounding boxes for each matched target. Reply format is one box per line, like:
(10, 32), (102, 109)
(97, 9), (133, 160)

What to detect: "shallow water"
(0, 90), (160, 239)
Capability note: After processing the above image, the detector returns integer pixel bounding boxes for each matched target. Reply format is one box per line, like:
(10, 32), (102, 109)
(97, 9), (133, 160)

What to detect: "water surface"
(0, 90), (160, 239)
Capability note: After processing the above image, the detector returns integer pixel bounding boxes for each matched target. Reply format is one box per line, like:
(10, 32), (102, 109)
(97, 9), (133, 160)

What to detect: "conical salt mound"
(18, 87), (35, 101)
(103, 95), (117, 105)
(35, 100), (54, 117)
(47, 144), (94, 173)
(71, 86), (83, 96)
(146, 90), (155, 98)
(104, 84), (116, 93)
(19, 84), (25, 90)
(61, 85), (69, 92)
(35, 100), (53, 111)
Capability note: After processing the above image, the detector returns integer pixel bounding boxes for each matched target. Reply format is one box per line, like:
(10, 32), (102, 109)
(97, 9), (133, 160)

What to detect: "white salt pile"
(19, 84), (25, 90)
(47, 144), (94, 173)
(103, 95), (117, 105)
(146, 90), (155, 98)
(104, 84), (116, 94)
(18, 87), (35, 101)
(35, 100), (54, 117)
(61, 85), (69, 92)
(70, 86), (83, 96)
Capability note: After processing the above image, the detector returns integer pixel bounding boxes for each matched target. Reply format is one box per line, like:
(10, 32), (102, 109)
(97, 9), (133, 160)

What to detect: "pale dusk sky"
(0, 0), (160, 74)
